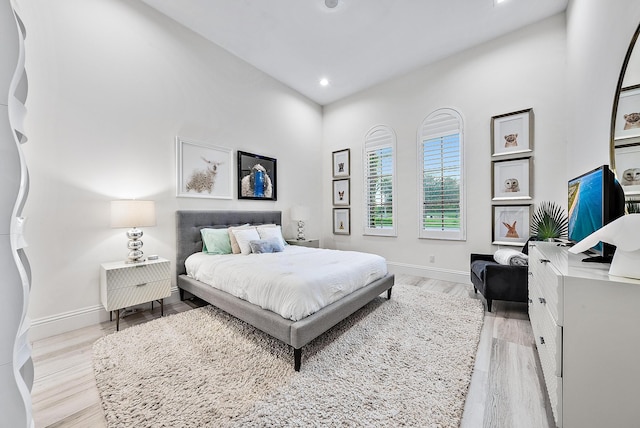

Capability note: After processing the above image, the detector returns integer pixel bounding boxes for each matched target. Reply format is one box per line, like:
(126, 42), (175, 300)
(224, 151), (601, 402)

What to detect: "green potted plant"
(530, 201), (568, 241)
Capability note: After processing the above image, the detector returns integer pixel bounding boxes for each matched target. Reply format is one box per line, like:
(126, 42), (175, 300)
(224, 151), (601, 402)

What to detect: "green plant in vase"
(531, 201), (568, 241)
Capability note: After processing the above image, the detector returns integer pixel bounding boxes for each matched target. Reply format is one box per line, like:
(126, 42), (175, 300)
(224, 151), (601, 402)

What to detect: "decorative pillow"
(249, 237), (285, 254)
(200, 228), (232, 255)
(228, 224), (251, 254)
(257, 225), (287, 248)
(231, 227), (261, 255)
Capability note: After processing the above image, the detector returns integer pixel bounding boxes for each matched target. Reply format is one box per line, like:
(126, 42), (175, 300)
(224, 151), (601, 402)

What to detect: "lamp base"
(296, 220), (306, 241)
(125, 228), (145, 263)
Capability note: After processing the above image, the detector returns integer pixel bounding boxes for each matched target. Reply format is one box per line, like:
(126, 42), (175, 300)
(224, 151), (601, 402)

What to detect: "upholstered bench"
(469, 252), (528, 312)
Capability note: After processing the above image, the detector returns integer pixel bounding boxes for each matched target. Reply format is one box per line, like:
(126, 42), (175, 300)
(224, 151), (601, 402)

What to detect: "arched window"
(418, 108), (465, 240)
(363, 125), (397, 236)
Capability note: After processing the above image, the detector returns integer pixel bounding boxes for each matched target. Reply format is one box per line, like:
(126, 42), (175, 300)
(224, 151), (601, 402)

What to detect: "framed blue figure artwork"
(237, 151), (277, 201)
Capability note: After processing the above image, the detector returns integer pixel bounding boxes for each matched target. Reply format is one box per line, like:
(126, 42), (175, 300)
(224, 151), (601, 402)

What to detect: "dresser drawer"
(102, 261), (170, 290)
(529, 246), (563, 324)
(103, 279), (170, 311)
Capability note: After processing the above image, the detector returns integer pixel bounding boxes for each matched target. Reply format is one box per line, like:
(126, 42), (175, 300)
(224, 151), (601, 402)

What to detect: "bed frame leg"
(387, 287), (392, 299)
(294, 348), (301, 372)
(179, 288), (185, 301)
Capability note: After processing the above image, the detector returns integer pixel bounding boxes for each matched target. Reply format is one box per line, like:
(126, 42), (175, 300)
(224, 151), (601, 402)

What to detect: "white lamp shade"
(110, 200), (156, 228)
(291, 205), (310, 221)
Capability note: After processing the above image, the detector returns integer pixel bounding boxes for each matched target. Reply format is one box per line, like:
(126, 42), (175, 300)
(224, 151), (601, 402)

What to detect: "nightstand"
(100, 258), (171, 331)
(286, 239), (320, 248)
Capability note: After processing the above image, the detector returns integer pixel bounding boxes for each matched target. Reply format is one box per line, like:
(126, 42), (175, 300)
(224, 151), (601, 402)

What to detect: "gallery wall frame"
(615, 144), (640, 196)
(614, 85), (640, 145)
(237, 150), (277, 201)
(492, 204), (531, 246)
(176, 137), (233, 199)
(333, 208), (351, 235)
(333, 179), (350, 206)
(491, 157), (532, 201)
(491, 108), (534, 158)
(332, 148), (351, 178)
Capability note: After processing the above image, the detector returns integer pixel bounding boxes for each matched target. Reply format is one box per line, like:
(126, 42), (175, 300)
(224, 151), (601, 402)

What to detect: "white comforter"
(185, 246), (388, 321)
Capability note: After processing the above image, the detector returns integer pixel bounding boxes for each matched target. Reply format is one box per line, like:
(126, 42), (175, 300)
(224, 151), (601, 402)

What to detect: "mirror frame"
(610, 22), (640, 174)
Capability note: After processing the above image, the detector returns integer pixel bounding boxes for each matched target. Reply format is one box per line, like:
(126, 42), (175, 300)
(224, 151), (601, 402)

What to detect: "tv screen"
(568, 165), (624, 261)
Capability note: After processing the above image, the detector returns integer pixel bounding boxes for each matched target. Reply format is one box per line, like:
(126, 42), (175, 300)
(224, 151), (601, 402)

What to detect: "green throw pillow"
(201, 228), (232, 255)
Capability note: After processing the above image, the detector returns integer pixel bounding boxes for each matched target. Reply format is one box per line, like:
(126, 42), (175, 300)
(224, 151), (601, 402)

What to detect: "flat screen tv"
(567, 165), (625, 262)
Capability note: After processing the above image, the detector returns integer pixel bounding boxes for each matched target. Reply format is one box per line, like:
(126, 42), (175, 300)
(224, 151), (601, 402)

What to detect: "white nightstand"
(100, 257), (171, 331)
(286, 239), (320, 248)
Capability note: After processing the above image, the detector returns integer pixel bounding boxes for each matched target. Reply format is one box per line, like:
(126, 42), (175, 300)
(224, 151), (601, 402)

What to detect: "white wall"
(20, 0), (323, 339)
(566, 0), (640, 179)
(322, 14), (568, 280)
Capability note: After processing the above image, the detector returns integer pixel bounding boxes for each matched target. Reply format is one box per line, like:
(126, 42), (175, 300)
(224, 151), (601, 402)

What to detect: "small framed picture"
(333, 208), (351, 235)
(237, 151), (277, 200)
(492, 157), (532, 201)
(491, 108), (534, 158)
(333, 179), (350, 206)
(615, 144), (640, 196)
(176, 137), (233, 199)
(332, 148), (350, 178)
(492, 205), (531, 246)
(614, 85), (640, 144)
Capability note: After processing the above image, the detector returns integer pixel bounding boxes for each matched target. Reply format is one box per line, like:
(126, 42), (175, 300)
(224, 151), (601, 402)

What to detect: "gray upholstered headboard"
(175, 210), (282, 278)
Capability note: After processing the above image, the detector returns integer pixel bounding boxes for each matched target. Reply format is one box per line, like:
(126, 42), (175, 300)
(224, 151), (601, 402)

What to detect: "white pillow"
(231, 227), (261, 255)
(228, 224), (251, 254)
(257, 225), (287, 248)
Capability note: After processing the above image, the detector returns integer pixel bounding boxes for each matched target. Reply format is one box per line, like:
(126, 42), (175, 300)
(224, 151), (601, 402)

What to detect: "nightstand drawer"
(102, 260), (170, 290)
(103, 279), (170, 311)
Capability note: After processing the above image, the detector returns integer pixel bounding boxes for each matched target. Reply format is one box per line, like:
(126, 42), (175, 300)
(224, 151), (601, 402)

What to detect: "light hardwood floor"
(31, 274), (555, 427)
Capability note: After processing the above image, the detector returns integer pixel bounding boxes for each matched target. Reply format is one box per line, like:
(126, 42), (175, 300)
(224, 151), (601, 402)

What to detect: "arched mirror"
(611, 23), (640, 202)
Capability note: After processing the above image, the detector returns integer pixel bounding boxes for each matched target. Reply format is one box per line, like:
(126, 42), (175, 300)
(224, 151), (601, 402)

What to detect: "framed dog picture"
(333, 208), (351, 235)
(237, 151), (277, 200)
(333, 179), (350, 206)
(492, 205), (531, 246)
(492, 157), (532, 201)
(491, 108), (534, 158)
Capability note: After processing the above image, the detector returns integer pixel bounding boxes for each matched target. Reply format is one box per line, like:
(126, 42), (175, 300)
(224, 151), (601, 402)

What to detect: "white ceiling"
(139, 0), (568, 105)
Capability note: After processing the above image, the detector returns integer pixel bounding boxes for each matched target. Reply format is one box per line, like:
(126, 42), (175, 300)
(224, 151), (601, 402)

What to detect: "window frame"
(363, 125), (397, 237)
(417, 108), (466, 241)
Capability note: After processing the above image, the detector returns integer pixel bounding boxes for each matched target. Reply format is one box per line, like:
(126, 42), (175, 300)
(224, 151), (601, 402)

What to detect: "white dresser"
(100, 258), (171, 330)
(528, 242), (640, 427)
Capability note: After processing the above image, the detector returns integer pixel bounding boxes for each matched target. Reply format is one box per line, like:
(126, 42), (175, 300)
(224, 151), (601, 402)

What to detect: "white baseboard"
(29, 287), (182, 342)
(387, 261), (470, 284)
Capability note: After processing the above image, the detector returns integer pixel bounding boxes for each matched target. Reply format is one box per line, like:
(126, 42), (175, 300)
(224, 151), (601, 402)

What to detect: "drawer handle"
(539, 259), (550, 264)
(528, 272), (533, 277)
(528, 298), (533, 304)
(136, 282), (148, 287)
(538, 297), (546, 304)
(539, 336), (545, 345)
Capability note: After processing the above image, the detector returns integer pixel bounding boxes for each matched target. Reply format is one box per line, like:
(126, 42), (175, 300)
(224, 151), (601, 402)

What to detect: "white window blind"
(364, 125), (397, 236)
(418, 109), (465, 240)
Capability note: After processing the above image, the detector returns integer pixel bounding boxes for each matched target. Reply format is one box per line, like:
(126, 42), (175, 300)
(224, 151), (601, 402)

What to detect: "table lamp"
(291, 205), (310, 240)
(111, 200), (156, 263)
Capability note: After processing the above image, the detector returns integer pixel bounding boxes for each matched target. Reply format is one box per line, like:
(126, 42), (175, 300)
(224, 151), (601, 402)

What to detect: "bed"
(175, 210), (395, 371)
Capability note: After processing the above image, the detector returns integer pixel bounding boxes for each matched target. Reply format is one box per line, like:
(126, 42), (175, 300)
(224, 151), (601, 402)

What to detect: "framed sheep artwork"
(491, 157), (532, 201)
(614, 86), (640, 146)
(237, 151), (277, 201)
(176, 137), (233, 199)
(615, 144), (640, 196)
(492, 204), (531, 246)
(491, 108), (534, 158)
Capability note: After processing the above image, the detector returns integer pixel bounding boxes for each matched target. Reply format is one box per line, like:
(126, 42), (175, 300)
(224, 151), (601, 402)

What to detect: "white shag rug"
(93, 284), (484, 427)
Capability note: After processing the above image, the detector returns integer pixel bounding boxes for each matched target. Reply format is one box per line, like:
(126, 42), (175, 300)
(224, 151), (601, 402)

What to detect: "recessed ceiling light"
(319, 78), (330, 87)
(494, 0), (507, 4)
(325, 0), (339, 8)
